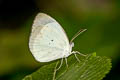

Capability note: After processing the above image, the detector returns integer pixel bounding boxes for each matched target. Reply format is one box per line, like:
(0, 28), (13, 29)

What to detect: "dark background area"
(0, 0), (120, 80)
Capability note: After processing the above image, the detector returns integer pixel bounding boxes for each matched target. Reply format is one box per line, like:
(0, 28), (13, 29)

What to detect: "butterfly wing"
(29, 13), (70, 62)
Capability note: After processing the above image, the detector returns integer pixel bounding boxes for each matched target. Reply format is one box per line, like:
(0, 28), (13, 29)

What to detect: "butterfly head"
(71, 42), (74, 48)
(69, 42), (74, 55)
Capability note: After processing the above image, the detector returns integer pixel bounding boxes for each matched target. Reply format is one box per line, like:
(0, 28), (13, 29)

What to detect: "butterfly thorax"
(63, 42), (74, 57)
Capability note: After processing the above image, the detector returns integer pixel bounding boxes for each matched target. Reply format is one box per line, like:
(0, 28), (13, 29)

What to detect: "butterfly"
(29, 13), (87, 70)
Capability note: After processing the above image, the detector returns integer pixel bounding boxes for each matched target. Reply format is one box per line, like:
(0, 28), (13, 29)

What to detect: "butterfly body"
(29, 13), (86, 63)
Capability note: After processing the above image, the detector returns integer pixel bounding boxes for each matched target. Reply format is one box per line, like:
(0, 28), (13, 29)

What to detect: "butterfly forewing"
(29, 13), (70, 62)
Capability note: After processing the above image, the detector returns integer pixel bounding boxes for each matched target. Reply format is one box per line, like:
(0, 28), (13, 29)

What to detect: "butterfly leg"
(72, 51), (86, 62)
(72, 51), (86, 56)
(53, 61), (59, 80)
(54, 57), (69, 79)
(72, 51), (81, 62)
(65, 57), (68, 69)
(56, 58), (64, 71)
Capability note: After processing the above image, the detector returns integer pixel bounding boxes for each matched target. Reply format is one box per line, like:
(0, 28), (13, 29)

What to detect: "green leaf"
(23, 52), (112, 80)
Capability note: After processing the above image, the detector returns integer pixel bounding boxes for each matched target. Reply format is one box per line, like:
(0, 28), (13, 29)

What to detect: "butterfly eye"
(71, 42), (74, 47)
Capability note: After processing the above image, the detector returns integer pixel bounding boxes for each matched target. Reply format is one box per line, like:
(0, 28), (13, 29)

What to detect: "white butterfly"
(29, 13), (87, 69)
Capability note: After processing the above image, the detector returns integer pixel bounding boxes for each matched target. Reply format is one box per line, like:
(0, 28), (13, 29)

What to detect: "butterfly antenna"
(70, 29), (87, 43)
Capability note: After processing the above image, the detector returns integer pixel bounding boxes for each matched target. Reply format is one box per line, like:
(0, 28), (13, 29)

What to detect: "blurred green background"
(0, 0), (120, 80)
